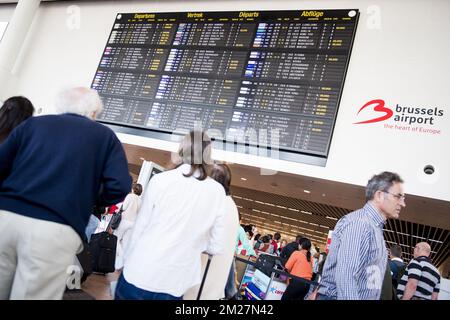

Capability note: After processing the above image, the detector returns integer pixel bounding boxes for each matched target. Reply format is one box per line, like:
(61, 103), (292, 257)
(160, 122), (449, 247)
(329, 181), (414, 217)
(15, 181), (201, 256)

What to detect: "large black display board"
(92, 9), (359, 166)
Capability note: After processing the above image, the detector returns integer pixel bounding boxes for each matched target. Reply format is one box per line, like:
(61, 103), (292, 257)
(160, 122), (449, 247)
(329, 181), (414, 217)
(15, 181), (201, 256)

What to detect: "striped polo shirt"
(397, 256), (441, 300)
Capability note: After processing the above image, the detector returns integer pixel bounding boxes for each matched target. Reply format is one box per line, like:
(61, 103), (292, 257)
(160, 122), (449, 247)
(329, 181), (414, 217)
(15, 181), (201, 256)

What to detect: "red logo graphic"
(354, 99), (393, 124)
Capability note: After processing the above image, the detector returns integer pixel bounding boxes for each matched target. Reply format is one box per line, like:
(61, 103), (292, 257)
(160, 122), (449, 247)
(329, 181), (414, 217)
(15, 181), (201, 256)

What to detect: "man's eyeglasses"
(383, 191), (406, 201)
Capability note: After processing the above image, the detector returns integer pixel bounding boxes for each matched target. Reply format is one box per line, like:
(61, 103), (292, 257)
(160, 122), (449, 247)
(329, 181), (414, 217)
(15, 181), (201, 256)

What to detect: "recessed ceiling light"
(241, 177), (247, 181)
(303, 190), (311, 194)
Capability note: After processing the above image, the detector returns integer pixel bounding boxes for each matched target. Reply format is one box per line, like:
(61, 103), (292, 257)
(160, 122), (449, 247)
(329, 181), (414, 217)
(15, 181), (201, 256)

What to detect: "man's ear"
(373, 190), (384, 204)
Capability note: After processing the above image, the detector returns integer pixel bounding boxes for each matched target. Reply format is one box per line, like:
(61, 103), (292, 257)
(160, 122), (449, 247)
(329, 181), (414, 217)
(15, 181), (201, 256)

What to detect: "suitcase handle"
(197, 254), (213, 300)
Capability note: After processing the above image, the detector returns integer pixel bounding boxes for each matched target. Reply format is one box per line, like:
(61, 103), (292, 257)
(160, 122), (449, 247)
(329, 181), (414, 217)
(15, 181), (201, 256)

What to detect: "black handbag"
(109, 205), (123, 230)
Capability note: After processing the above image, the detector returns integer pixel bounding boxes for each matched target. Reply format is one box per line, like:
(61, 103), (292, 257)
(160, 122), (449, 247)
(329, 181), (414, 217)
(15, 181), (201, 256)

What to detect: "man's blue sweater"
(0, 113), (132, 237)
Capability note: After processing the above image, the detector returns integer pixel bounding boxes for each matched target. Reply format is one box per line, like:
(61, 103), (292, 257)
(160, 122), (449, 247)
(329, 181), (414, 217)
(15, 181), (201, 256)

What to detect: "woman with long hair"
(281, 237), (313, 300)
(0, 96), (34, 143)
(115, 131), (227, 300)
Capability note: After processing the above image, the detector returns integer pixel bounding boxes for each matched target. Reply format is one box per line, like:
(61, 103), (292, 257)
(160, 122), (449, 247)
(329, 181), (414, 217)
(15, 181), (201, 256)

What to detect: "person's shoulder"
(335, 209), (367, 227)
(291, 250), (301, 257)
(225, 195), (237, 207)
(408, 258), (421, 267)
(148, 168), (171, 184)
(204, 176), (226, 192)
(24, 114), (56, 125)
(348, 208), (374, 225)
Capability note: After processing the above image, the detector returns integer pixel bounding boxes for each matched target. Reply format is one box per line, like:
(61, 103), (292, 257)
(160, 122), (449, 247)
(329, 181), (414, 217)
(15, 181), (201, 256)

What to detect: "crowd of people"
(0, 88), (443, 300)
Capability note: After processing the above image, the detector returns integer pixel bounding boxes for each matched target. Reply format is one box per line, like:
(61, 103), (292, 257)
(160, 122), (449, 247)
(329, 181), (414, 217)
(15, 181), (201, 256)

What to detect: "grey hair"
(54, 87), (103, 119)
(365, 171), (404, 202)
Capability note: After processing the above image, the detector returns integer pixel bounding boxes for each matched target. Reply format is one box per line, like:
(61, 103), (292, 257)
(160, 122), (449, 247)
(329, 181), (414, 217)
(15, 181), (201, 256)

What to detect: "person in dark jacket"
(280, 235), (303, 264)
(0, 87), (131, 299)
(389, 244), (406, 289)
(0, 96), (34, 143)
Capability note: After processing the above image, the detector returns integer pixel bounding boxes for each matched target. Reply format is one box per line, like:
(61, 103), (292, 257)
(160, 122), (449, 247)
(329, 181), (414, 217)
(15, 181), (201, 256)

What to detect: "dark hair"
(390, 244), (402, 258)
(132, 183), (142, 196)
(0, 96), (34, 143)
(261, 235), (270, 244)
(177, 131), (212, 181)
(243, 225), (253, 237)
(274, 232), (281, 241)
(254, 234), (261, 241)
(295, 235), (303, 243)
(365, 171), (404, 202)
(210, 163), (232, 195)
(300, 238), (312, 262)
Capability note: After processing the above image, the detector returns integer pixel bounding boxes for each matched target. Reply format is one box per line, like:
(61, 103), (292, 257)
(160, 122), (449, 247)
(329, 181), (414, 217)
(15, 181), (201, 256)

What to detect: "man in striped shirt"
(316, 172), (406, 300)
(397, 242), (441, 300)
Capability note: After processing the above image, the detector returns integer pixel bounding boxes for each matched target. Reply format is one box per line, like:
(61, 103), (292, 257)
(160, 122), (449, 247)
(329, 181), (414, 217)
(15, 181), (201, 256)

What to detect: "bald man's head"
(414, 242), (431, 258)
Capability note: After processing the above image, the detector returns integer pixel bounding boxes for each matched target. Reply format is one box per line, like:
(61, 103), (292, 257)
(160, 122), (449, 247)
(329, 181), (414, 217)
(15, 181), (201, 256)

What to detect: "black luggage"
(255, 253), (280, 277)
(89, 230), (117, 274)
(77, 238), (93, 282)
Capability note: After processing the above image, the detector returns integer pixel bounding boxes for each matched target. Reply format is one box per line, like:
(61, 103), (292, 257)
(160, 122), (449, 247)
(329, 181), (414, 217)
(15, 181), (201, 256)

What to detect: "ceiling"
(123, 143), (450, 269)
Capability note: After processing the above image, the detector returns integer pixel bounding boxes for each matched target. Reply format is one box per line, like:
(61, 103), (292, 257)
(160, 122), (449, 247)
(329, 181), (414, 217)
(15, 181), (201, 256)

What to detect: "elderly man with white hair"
(0, 87), (131, 300)
(397, 242), (441, 300)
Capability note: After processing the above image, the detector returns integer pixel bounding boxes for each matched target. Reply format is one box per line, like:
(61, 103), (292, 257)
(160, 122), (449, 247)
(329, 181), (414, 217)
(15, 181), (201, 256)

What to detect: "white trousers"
(0, 210), (81, 300)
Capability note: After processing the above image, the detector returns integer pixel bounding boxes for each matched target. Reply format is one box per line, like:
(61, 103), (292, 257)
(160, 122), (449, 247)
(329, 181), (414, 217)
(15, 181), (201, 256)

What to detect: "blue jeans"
(114, 274), (182, 300)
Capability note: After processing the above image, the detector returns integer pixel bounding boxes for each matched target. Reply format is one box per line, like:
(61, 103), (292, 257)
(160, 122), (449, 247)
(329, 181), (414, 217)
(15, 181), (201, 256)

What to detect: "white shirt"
(184, 196), (239, 300)
(121, 193), (141, 222)
(114, 193), (141, 269)
(122, 164), (227, 297)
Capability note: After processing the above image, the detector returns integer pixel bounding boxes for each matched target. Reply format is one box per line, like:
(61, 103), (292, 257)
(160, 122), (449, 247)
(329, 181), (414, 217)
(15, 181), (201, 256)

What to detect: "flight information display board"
(92, 10), (359, 165)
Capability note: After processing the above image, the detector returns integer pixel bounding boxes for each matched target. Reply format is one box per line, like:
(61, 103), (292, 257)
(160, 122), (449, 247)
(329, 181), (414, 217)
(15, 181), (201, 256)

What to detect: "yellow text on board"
(239, 12), (259, 18)
(187, 12), (203, 18)
(301, 11), (324, 18)
(134, 13), (155, 19)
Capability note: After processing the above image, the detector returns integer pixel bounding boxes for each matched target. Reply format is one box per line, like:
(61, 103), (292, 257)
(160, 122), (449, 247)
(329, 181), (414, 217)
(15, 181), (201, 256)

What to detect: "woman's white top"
(114, 193), (142, 269)
(122, 164), (227, 297)
(184, 196), (239, 299)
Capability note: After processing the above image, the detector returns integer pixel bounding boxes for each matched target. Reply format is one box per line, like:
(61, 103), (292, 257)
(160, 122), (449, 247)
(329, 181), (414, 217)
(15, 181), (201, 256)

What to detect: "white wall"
(0, 4), (15, 20)
(1, 0), (449, 202)
(0, 4), (16, 93)
(0, 4), (13, 39)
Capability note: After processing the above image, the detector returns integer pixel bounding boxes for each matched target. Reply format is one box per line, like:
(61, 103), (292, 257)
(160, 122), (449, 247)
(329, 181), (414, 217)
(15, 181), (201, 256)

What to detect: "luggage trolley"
(238, 253), (288, 300)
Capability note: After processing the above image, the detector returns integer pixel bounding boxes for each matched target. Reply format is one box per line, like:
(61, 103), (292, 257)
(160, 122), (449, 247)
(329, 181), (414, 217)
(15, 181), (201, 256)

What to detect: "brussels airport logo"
(354, 99), (444, 135)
